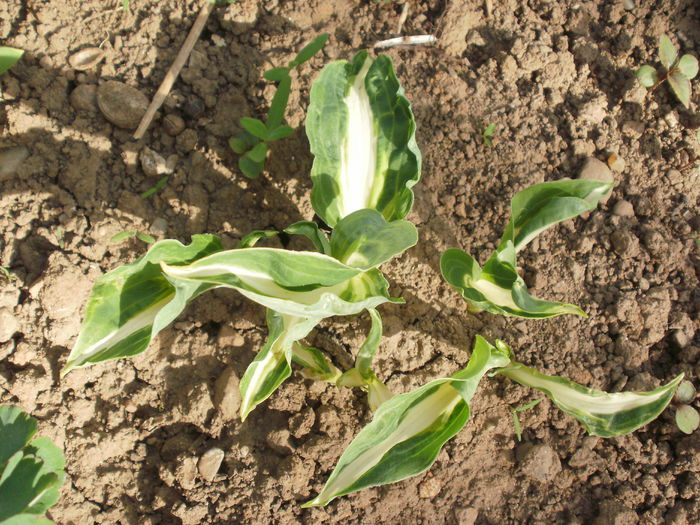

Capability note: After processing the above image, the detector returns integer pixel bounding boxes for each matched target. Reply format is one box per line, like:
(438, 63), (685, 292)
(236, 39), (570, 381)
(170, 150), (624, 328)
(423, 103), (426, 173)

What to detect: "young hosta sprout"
(0, 46), (23, 75)
(441, 179), (613, 318)
(0, 406), (65, 523)
(499, 359), (683, 437)
(306, 51), (421, 228)
(305, 336), (510, 507)
(636, 34), (698, 108)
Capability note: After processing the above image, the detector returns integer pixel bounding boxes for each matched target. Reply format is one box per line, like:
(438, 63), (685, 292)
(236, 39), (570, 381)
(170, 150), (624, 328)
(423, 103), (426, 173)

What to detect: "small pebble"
(418, 476), (442, 499)
(622, 120), (644, 138)
(578, 157), (614, 203)
(97, 80), (149, 129)
(163, 114), (185, 136)
(607, 153), (625, 172)
(150, 218), (168, 235)
(139, 147), (172, 177)
(183, 97), (205, 119)
(0, 146), (29, 180)
(612, 200), (635, 217)
(214, 367), (242, 421)
(518, 443), (562, 482)
(68, 47), (105, 70)
(623, 0), (635, 10)
(197, 448), (225, 482)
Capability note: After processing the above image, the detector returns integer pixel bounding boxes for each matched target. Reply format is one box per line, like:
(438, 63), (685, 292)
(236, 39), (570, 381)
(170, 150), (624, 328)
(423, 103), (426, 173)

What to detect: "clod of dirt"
(69, 84), (98, 112)
(610, 230), (640, 257)
(612, 200), (635, 217)
(0, 308), (19, 342)
(213, 366), (242, 421)
(418, 476), (442, 499)
(163, 114), (185, 136)
(97, 80), (149, 129)
(517, 443), (562, 483)
(176, 456), (198, 490)
(454, 507), (479, 525)
(594, 499), (639, 525)
(578, 157), (614, 203)
(198, 447), (225, 482)
(0, 146), (29, 180)
(68, 47), (105, 70)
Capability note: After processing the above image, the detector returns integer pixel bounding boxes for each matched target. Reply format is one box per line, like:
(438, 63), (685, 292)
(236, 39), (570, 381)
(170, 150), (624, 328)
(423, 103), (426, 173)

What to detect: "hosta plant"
(440, 179), (613, 318)
(636, 34), (698, 108)
(64, 50), (421, 421)
(0, 406), (65, 524)
(63, 49), (681, 507)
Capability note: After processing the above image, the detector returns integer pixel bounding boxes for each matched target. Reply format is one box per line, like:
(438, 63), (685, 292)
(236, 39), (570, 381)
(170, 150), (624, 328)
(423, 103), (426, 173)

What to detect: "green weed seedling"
(0, 46), (23, 75)
(229, 33), (329, 179)
(63, 50), (683, 507)
(0, 406), (65, 523)
(0, 265), (16, 281)
(110, 229), (156, 245)
(637, 35), (698, 108)
(482, 123), (496, 147)
(674, 380), (699, 434)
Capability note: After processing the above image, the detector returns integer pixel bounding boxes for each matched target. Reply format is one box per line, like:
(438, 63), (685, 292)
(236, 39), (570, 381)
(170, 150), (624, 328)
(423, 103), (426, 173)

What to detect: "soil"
(1, 0), (699, 524)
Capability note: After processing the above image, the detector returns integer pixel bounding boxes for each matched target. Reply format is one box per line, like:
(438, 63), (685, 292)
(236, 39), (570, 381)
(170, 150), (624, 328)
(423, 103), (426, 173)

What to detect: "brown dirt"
(2, 0), (700, 523)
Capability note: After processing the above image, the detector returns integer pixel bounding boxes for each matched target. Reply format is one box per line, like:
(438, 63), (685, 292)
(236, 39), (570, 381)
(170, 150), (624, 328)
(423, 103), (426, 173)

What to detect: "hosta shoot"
(0, 406), (65, 524)
(307, 337), (681, 505)
(636, 34), (698, 108)
(441, 179), (613, 318)
(229, 33), (329, 178)
(306, 50), (421, 227)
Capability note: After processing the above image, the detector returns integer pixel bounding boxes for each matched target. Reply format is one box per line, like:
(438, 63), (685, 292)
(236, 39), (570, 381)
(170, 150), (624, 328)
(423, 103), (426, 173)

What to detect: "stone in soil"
(517, 443), (562, 482)
(213, 366), (242, 421)
(0, 308), (19, 342)
(198, 447), (225, 482)
(97, 80), (149, 129)
(578, 157), (614, 203)
(68, 47), (105, 70)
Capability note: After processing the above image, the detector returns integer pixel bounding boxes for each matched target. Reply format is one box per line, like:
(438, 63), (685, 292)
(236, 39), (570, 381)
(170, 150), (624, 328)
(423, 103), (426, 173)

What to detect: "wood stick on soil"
(133, 1), (214, 140)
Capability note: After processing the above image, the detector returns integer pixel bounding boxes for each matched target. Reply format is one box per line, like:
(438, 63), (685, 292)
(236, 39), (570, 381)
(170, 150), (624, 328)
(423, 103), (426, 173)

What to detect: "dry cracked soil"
(1, 0), (699, 524)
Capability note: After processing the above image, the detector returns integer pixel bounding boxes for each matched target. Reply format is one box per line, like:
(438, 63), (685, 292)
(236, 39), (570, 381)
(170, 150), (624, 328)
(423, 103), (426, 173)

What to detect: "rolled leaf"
(356, 309), (382, 379)
(239, 312), (321, 419)
(441, 180), (612, 318)
(63, 235), (223, 373)
(162, 248), (400, 319)
(500, 361), (683, 437)
(306, 51), (421, 227)
(304, 336), (509, 507)
(284, 221), (331, 254)
(238, 230), (278, 248)
(330, 209), (417, 270)
(291, 342), (342, 382)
